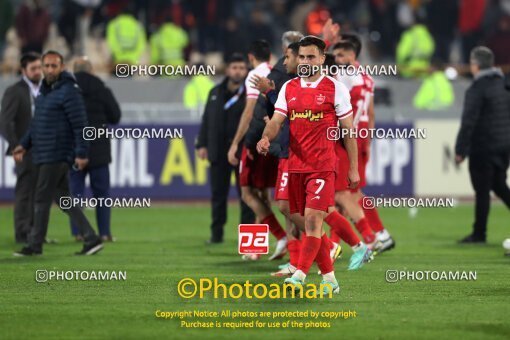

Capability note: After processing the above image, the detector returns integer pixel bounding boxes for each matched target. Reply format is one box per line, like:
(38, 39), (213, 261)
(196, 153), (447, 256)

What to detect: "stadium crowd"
(1, 0), (510, 75)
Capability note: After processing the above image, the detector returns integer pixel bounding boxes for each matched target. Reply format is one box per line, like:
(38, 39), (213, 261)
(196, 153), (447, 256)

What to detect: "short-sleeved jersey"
(336, 70), (374, 128)
(274, 75), (352, 173)
(245, 62), (272, 100)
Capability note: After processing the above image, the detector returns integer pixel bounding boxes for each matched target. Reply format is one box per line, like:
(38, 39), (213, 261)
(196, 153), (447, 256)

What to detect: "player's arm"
(366, 94), (375, 156)
(335, 80), (359, 188)
(227, 97), (257, 165)
(341, 115), (359, 188)
(257, 112), (286, 155)
(257, 81), (289, 155)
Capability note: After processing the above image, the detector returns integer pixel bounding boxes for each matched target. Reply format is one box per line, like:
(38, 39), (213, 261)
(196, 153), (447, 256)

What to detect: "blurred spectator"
(57, 0), (102, 55)
(396, 14), (435, 78)
(150, 18), (189, 67)
(106, 8), (146, 68)
(189, 0), (229, 53)
(15, 0), (51, 54)
(70, 57), (121, 242)
(485, 15), (510, 65)
(223, 17), (248, 63)
(368, 0), (400, 59)
(426, 0), (458, 63)
(413, 59), (454, 110)
(458, 0), (487, 63)
(248, 8), (275, 48)
(0, 0), (14, 60)
(183, 68), (215, 109)
(305, 0), (331, 36)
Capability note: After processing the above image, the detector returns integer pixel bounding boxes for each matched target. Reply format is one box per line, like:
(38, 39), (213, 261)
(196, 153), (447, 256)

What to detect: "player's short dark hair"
(323, 53), (336, 76)
(332, 41), (357, 54)
(247, 40), (271, 62)
(299, 35), (326, 55)
(20, 52), (41, 69)
(226, 53), (247, 65)
(340, 33), (362, 57)
(42, 50), (64, 64)
(287, 42), (300, 56)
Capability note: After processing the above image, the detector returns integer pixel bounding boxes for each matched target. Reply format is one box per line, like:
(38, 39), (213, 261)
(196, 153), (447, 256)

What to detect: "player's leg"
(271, 201), (300, 276)
(335, 190), (376, 245)
(285, 172), (339, 294)
(356, 190), (396, 253)
(325, 205), (373, 270)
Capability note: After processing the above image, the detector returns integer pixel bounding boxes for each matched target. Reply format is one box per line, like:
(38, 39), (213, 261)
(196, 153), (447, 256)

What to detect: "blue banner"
(0, 122), (414, 201)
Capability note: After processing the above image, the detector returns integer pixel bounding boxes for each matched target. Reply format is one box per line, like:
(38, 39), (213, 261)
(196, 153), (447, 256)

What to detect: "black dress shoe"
(13, 246), (42, 256)
(205, 238), (224, 245)
(458, 234), (486, 244)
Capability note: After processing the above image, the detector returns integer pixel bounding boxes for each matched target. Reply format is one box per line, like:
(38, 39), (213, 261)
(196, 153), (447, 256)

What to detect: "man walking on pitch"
(258, 36), (371, 294)
(12, 50), (103, 256)
(455, 46), (510, 243)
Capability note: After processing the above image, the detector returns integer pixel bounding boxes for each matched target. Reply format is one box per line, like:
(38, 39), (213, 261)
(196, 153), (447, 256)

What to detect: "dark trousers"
(209, 159), (255, 241)
(69, 165), (111, 237)
(28, 162), (99, 252)
(469, 152), (510, 239)
(14, 152), (36, 242)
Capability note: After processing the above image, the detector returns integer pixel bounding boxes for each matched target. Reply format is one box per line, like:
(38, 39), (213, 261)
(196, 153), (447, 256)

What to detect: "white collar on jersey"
(300, 74), (325, 89)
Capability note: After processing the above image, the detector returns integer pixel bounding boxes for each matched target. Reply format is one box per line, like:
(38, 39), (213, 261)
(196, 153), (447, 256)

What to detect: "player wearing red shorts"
(332, 35), (395, 253)
(252, 42), (367, 277)
(227, 40), (287, 260)
(257, 36), (373, 294)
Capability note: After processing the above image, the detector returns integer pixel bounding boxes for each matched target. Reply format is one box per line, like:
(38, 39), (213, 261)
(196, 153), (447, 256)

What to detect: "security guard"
(397, 20), (435, 78)
(183, 72), (215, 109)
(413, 61), (454, 110)
(150, 20), (189, 67)
(106, 10), (146, 67)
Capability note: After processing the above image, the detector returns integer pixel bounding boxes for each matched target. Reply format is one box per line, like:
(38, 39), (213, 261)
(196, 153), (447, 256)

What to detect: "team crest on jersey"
(315, 94), (326, 105)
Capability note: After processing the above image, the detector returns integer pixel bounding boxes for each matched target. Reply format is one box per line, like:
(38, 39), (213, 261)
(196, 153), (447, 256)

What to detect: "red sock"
(324, 210), (360, 247)
(262, 214), (286, 240)
(355, 217), (375, 244)
(315, 234), (334, 274)
(360, 198), (385, 233)
(297, 235), (321, 274)
(330, 230), (341, 245)
(287, 239), (301, 267)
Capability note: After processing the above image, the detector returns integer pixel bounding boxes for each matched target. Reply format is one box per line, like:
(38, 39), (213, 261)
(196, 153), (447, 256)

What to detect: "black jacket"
(455, 68), (510, 157)
(75, 72), (121, 168)
(0, 79), (32, 155)
(20, 71), (89, 165)
(244, 57), (290, 156)
(196, 77), (246, 162)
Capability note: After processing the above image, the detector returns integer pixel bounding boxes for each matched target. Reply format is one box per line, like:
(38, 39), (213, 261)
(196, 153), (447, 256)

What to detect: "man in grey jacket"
(0, 52), (41, 243)
(455, 46), (510, 243)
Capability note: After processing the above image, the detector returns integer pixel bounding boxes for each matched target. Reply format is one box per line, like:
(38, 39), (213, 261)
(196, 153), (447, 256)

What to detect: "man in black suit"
(196, 53), (255, 244)
(0, 52), (42, 243)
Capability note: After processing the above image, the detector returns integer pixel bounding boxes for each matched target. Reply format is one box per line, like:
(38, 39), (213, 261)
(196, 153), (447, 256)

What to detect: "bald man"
(69, 57), (121, 242)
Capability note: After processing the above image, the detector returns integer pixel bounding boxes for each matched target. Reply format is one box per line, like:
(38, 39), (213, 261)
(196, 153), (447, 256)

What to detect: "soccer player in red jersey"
(332, 35), (395, 253)
(257, 36), (373, 294)
(227, 40), (287, 260)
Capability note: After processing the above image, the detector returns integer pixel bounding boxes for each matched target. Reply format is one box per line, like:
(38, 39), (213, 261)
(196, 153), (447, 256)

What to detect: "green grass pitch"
(0, 203), (509, 339)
